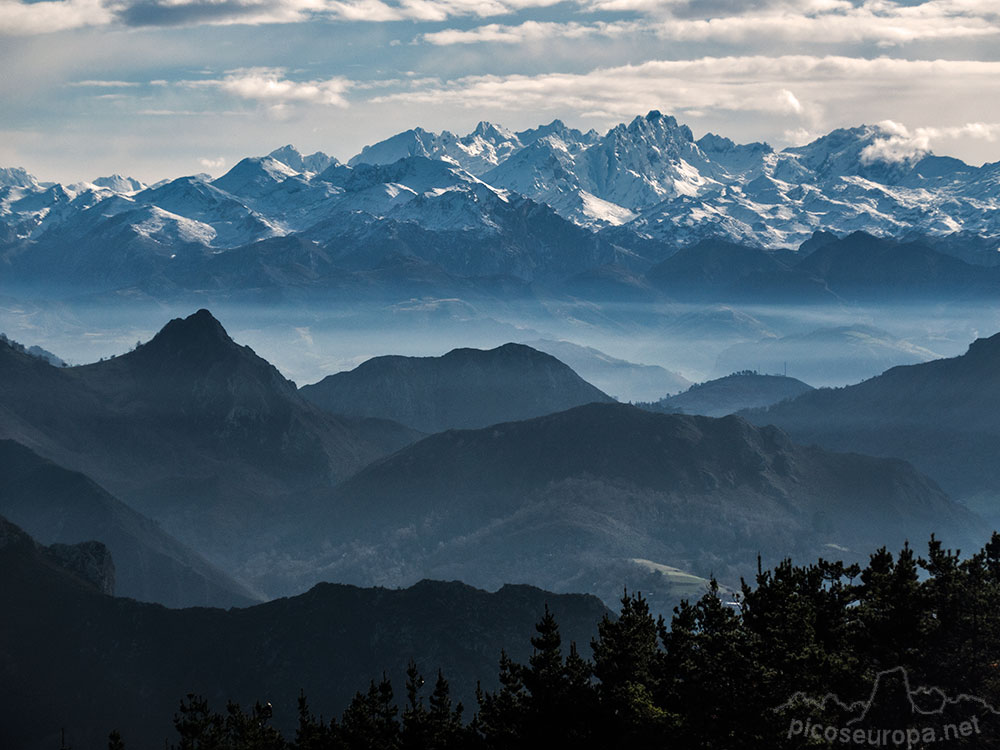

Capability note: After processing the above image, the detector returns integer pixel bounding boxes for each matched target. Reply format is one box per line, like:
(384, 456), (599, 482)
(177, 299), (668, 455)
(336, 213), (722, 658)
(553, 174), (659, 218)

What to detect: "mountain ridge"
(274, 401), (982, 614)
(0, 514), (608, 750)
(299, 342), (615, 433)
(642, 371), (814, 417)
(4, 112), (1000, 300)
(742, 331), (1000, 512)
(0, 309), (421, 595)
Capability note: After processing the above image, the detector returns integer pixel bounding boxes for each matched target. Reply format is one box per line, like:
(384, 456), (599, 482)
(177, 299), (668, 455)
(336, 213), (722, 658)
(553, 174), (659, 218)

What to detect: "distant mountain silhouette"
(743, 332), (1000, 516)
(0, 309), (421, 594)
(281, 402), (980, 615)
(644, 237), (834, 303)
(0, 332), (65, 366)
(522, 338), (690, 402)
(642, 232), (1000, 304)
(714, 325), (936, 387)
(300, 343), (614, 433)
(642, 372), (813, 417)
(0, 516), (607, 750)
(0, 439), (256, 607)
(795, 232), (1000, 301)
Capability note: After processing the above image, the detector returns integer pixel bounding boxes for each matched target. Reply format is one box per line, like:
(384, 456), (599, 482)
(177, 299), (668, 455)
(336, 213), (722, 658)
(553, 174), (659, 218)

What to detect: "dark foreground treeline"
(154, 535), (1000, 750)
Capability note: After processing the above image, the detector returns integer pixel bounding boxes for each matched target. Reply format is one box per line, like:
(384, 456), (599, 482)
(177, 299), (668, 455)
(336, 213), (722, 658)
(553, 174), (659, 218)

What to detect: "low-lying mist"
(2, 293), (998, 394)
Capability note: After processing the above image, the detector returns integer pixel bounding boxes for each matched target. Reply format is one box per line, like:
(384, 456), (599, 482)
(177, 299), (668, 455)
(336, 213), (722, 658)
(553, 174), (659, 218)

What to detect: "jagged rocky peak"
(267, 144), (337, 173)
(0, 166), (39, 189)
(92, 174), (144, 193)
(517, 119), (601, 151)
(470, 120), (516, 141)
(347, 127), (438, 167)
(622, 110), (695, 143)
(125, 308), (299, 399)
(697, 132), (773, 156)
(269, 144), (307, 169)
(340, 155), (476, 193)
(46, 541), (115, 596)
(779, 123), (944, 181)
(696, 132), (736, 152)
(135, 309), (238, 364)
(4, 110), (1000, 263)
(211, 155), (300, 195)
(517, 118), (568, 144)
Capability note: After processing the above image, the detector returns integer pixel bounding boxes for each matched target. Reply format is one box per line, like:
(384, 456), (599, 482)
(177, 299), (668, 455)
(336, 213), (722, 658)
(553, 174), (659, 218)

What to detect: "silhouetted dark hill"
(0, 439), (256, 607)
(560, 263), (665, 303)
(794, 231), (1000, 301)
(0, 310), (421, 594)
(300, 343), (614, 433)
(644, 238), (833, 302)
(281, 403), (979, 615)
(0, 515), (607, 750)
(743, 332), (1000, 518)
(641, 372), (814, 417)
(641, 232), (1000, 304)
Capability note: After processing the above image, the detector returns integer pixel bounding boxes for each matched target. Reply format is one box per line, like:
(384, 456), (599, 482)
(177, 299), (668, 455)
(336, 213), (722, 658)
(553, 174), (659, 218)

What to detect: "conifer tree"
(522, 605), (563, 732)
(661, 580), (763, 749)
(402, 661), (430, 750)
(174, 694), (224, 750)
(427, 670), (465, 748)
(561, 642), (598, 749)
(340, 676), (400, 750)
(293, 691), (339, 750)
(475, 650), (527, 749)
(921, 536), (997, 696)
(590, 591), (665, 748)
(221, 700), (285, 750)
(855, 544), (927, 678)
(740, 557), (859, 703)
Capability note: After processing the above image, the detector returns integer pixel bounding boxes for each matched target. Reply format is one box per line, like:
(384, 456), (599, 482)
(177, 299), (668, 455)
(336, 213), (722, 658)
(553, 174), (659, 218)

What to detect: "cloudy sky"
(2, 0), (1000, 183)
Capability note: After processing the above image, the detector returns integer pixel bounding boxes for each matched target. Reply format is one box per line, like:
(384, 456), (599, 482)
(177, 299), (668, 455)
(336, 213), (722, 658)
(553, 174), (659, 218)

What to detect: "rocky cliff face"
(0, 515), (114, 596)
(45, 540), (115, 596)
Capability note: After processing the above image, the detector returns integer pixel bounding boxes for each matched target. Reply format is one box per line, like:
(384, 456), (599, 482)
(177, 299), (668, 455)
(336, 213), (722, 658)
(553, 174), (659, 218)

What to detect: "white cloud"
(371, 55), (1000, 124)
(423, 19), (638, 44)
(191, 68), (352, 107)
(784, 127), (816, 145)
(68, 79), (142, 87)
(421, 2), (1000, 46)
(121, 0), (570, 27)
(4, 0), (999, 38)
(861, 119), (1000, 164)
(137, 109), (206, 115)
(0, 0), (570, 34)
(198, 156), (226, 169)
(779, 89), (803, 115)
(0, 0), (112, 35)
(923, 122), (1000, 142)
(860, 133), (932, 164)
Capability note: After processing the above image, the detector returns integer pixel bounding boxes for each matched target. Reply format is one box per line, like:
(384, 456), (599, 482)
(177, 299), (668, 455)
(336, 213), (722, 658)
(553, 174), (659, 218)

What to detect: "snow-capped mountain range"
(1, 111), (998, 290)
